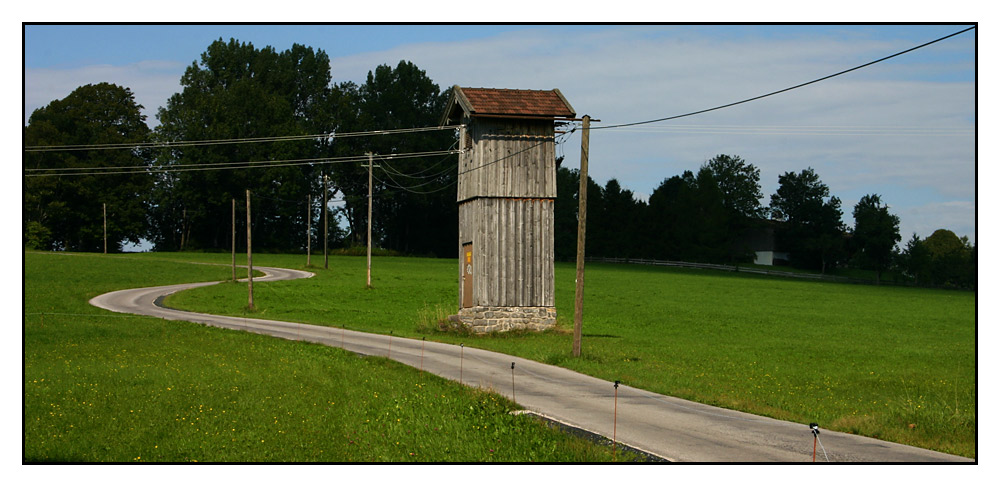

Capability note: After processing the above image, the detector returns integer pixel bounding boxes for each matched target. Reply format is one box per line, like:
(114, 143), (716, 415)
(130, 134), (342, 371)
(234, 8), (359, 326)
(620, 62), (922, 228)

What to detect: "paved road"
(89, 266), (971, 463)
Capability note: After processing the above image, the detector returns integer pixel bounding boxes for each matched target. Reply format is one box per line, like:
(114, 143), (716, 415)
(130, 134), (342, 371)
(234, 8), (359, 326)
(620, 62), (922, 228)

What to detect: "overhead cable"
(456, 130), (573, 177)
(23, 125), (463, 152)
(375, 152), (458, 195)
(373, 170), (457, 195)
(603, 124), (971, 137)
(379, 141), (459, 180)
(26, 149), (459, 174)
(24, 149), (462, 177)
(591, 25), (976, 130)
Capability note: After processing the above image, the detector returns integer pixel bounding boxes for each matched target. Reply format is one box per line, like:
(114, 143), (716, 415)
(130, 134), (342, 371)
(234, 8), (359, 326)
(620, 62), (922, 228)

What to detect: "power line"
(23, 125), (463, 152)
(602, 124), (971, 137)
(590, 25), (976, 131)
(374, 152), (458, 195)
(373, 170), (457, 195)
(27, 152), (375, 173)
(379, 141), (459, 180)
(456, 131), (571, 177)
(24, 149), (462, 177)
(28, 127), (567, 180)
(380, 157), (455, 180)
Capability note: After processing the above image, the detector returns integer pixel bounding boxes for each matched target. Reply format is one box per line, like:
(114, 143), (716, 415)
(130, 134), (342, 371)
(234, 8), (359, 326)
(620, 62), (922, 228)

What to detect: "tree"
(901, 233), (931, 285)
(851, 194), (901, 284)
(553, 166), (580, 261)
(769, 168), (827, 223)
(646, 175), (690, 260)
(899, 230), (974, 289)
(644, 169), (728, 263)
(24, 82), (152, 251)
(703, 154), (765, 220)
(769, 168), (846, 272)
(589, 178), (647, 259)
(553, 168), (622, 261)
(702, 154), (765, 263)
(331, 60), (456, 257)
(688, 167), (729, 262)
(922, 229), (974, 288)
(151, 39), (335, 251)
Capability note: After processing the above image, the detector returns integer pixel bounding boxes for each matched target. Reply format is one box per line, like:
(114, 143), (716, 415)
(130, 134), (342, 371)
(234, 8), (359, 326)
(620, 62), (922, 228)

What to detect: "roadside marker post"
(811, 423), (818, 462)
(809, 423), (829, 462)
(459, 343), (464, 384)
(511, 362), (516, 403)
(613, 380), (620, 461)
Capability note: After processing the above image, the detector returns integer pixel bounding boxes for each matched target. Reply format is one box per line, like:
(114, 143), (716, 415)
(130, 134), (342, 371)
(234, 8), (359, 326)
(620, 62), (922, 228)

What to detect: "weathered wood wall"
(458, 197), (555, 308)
(457, 118), (557, 202)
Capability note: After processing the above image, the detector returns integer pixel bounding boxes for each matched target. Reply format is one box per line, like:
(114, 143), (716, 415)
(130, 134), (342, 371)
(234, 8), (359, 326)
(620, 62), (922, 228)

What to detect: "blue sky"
(22, 22), (978, 246)
(23, 24), (973, 73)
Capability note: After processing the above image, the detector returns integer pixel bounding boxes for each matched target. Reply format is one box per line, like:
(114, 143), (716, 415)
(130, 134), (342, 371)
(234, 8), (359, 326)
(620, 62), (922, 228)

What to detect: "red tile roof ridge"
(454, 86), (575, 118)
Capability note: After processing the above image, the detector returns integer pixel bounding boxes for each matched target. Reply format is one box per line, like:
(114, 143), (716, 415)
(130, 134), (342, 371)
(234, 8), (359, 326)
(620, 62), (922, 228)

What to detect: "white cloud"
(326, 27), (974, 241)
(24, 60), (186, 126)
(332, 27), (975, 226)
(895, 200), (976, 243)
(22, 26), (975, 241)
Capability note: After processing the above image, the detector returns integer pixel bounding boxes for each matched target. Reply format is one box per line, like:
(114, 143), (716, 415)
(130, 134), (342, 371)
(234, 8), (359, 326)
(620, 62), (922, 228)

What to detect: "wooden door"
(462, 243), (473, 308)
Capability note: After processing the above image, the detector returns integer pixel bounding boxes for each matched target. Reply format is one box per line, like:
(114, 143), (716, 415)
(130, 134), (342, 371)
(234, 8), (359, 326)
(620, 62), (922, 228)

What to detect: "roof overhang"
(441, 86), (576, 125)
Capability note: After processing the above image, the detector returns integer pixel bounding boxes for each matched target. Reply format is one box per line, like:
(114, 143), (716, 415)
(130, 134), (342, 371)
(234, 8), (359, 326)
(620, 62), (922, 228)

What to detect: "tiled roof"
(451, 87), (575, 119)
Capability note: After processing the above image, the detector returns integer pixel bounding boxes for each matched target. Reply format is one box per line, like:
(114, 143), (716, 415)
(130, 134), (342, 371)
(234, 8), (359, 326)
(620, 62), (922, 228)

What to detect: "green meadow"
(23, 252), (630, 462)
(163, 252), (976, 458)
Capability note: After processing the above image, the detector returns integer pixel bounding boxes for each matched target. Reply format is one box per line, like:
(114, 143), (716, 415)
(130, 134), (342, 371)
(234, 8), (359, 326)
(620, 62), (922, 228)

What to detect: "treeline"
(553, 158), (975, 289)
(23, 38), (974, 289)
(25, 38), (457, 257)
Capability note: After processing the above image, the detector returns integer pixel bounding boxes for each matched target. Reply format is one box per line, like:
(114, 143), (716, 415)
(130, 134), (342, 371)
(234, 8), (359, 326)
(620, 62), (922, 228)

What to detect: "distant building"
(442, 87), (576, 333)
(739, 220), (790, 266)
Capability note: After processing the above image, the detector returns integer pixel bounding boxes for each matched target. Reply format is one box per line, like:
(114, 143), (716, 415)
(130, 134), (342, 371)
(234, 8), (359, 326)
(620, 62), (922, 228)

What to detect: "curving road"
(89, 266), (971, 463)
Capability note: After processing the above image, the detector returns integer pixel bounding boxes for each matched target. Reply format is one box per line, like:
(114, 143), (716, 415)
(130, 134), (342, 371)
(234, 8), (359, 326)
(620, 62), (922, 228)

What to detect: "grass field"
(160, 252), (976, 458)
(22, 252), (631, 462)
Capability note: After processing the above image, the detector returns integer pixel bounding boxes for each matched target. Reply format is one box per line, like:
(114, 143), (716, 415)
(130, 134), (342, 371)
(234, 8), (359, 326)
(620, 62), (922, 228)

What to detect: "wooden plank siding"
(445, 88), (570, 329)
(458, 197), (555, 308)
(457, 118), (557, 202)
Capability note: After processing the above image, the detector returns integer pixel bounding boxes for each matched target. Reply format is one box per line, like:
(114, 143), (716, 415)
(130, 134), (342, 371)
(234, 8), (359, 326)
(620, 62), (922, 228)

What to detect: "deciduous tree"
(769, 168), (845, 272)
(922, 229), (974, 288)
(330, 60), (456, 256)
(702, 154), (765, 262)
(851, 194), (901, 284)
(703, 154), (765, 220)
(24, 82), (152, 251)
(151, 39), (335, 251)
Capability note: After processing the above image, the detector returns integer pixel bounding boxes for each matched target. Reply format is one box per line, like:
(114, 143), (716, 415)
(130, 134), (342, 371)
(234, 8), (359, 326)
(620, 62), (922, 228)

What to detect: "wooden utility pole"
(246, 189), (254, 310)
(103, 203), (107, 254)
(231, 198), (236, 281)
(323, 174), (329, 269)
(367, 152), (374, 288)
(572, 115), (591, 357)
(306, 193), (312, 267)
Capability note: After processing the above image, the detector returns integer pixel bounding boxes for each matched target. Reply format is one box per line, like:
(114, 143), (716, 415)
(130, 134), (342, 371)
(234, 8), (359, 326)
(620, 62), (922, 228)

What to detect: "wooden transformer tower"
(442, 86), (576, 333)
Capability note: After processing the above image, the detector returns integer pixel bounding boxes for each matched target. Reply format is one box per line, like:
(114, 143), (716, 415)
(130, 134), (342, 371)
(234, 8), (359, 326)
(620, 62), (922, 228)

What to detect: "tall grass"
(23, 252), (627, 462)
(165, 252), (976, 458)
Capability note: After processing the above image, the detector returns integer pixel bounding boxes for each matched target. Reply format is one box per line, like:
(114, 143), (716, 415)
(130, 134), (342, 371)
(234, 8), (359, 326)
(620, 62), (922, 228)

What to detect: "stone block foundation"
(457, 306), (557, 334)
